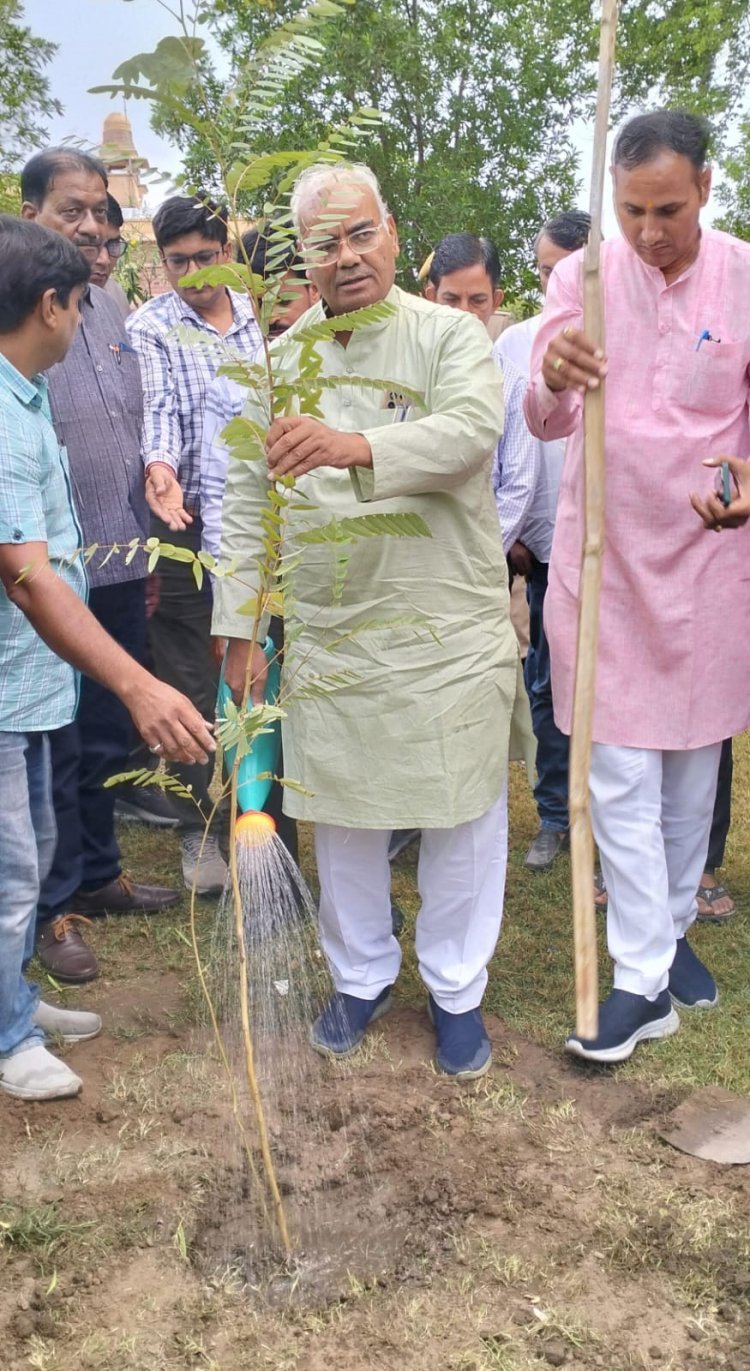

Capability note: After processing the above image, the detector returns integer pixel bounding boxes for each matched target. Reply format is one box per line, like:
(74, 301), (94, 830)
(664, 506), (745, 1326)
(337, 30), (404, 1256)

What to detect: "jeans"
(705, 737), (733, 874)
(37, 579), (147, 922)
(525, 562), (569, 833)
(0, 732), (54, 1055)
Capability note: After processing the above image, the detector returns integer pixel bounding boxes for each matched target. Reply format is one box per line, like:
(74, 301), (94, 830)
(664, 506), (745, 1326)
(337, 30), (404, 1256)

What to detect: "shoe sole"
(427, 999), (493, 1080)
(0, 1076), (82, 1100)
(436, 1050), (492, 1081)
(38, 1023), (103, 1045)
(58, 1027), (102, 1044)
(565, 1007), (680, 1064)
(115, 802), (180, 829)
(669, 989), (719, 1010)
(184, 881), (227, 897)
(309, 993), (393, 1059)
(36, 962), (99, 986)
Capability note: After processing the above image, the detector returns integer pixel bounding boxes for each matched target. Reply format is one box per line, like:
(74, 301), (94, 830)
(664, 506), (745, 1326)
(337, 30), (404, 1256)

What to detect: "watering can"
(217, 636), (282, 815)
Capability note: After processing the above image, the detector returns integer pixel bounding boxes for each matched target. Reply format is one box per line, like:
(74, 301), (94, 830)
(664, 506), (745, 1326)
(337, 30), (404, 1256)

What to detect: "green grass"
(59, 734), (750, 1097)
(0, 1201), (95, 1256)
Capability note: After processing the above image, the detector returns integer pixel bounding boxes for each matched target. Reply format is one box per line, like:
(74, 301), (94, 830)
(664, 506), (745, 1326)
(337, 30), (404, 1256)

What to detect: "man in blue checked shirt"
(127, 195), (261, 896)
(0, 217), (214, 1101)
(200, 221), (318, 562)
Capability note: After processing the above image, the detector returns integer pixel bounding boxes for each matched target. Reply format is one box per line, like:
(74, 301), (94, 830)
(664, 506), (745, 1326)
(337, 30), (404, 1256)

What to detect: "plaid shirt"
(126, 289), (261, 515)
(200, 373), (248, 560)
(47, 285), (148, 589)
(0, 354), (86, 732)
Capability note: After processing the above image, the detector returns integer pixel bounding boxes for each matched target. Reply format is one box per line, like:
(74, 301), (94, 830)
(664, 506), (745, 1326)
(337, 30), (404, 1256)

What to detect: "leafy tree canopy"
(0, 0), (62, 176)
(715, 118), (750, 240)
(100, 0), (750, 304)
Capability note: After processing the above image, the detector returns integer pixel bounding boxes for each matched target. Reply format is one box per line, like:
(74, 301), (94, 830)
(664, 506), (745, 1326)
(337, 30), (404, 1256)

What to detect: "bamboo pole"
(569, 0), (619, 1039)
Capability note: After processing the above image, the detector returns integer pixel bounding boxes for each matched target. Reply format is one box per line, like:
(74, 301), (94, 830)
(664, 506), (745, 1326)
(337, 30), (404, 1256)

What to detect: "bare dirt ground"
(3, 750), (750, 1371)
(2, 962), (749, 1371)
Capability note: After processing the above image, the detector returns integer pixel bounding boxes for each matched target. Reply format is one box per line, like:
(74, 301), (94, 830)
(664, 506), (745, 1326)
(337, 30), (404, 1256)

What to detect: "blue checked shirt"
(0, 354), (87, 732)
(490, 350), (541, 554)
(126, 289), (261, 515)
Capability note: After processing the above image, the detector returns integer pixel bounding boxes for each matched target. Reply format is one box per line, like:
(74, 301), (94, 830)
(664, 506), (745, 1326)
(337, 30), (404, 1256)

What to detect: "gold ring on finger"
(562, 326), (573, 338)
(552, 357), (565, 373)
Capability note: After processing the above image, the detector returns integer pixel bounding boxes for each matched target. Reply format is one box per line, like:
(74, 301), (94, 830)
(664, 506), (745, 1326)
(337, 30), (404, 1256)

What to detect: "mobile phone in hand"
(719, 461), (732, 508)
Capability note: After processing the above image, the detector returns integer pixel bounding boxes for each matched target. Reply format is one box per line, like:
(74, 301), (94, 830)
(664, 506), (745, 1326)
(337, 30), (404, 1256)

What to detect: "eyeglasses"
(106, 238), (127, 260)
(300, 222), (386, 267)
(163, 248), (222, 273)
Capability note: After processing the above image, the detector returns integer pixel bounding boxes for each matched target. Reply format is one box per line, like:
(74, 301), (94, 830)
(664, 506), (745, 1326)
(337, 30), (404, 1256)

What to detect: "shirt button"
(12, 528), (23, 541)
(96, 364), (103, 372)
(658, 323), (669, 335)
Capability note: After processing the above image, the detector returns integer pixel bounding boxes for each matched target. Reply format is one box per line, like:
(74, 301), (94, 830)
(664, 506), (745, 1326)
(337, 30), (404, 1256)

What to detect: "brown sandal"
(695, 883), (736, 923)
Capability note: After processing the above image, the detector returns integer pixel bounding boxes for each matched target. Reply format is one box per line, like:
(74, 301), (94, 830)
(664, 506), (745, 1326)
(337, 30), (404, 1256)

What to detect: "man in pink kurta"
(525, 109), (750, 1063)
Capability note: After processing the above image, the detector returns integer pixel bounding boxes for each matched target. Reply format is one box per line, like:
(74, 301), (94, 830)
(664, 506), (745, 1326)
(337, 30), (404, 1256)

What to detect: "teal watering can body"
(217, 637), (282, 814)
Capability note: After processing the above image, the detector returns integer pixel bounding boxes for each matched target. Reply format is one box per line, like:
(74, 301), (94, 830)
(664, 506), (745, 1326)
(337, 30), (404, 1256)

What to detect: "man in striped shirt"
(127, 195), (261, 894)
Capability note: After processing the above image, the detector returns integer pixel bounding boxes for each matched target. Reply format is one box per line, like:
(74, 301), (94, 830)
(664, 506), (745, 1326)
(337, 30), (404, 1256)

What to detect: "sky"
(24, 0), (723, 240)
(24, 0), (187, 200)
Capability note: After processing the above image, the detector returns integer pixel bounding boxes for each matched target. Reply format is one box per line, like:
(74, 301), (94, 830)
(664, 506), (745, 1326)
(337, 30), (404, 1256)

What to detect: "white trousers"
(589, 742), (722, 996)
(314, 786), (508, 1013)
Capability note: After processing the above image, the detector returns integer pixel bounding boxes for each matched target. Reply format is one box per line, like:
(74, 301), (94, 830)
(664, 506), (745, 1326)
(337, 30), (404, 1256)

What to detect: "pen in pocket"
(695, 328), (722, 351)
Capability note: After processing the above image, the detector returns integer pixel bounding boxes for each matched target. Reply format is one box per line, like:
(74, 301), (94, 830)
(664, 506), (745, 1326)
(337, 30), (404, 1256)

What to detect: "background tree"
(138, 0), (750, 307)
(715, 120), (750, 241)
(0, 0), (61, 182)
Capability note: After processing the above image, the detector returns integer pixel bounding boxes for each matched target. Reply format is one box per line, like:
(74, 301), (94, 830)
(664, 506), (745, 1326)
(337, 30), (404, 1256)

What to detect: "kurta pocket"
(677, 341), (746, 414)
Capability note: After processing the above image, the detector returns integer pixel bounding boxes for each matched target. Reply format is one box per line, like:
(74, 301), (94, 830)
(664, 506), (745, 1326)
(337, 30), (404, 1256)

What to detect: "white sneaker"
(0, 1041), (83, 1100)
(34, 1000), (102, 1043)
(181, 831), (228, 895)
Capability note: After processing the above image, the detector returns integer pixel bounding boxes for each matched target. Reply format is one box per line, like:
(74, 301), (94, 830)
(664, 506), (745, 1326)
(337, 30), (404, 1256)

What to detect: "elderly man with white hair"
(213, 161), (527, 1079)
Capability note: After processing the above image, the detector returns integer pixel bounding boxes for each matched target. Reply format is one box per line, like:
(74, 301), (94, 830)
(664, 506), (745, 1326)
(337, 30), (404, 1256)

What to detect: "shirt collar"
(173, 287), (256, 334)
(626, 228), (705, 290)
(0, 352), (48, 411)
(318, 282), (400, 337)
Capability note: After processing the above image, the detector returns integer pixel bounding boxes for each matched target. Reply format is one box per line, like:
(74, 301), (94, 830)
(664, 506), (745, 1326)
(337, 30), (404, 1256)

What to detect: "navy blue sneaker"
(565, 989), (679, 1064)
(669, 937), (718, 1009)
(428, 994), (492, 1079)
(310, 985), (393, 1058)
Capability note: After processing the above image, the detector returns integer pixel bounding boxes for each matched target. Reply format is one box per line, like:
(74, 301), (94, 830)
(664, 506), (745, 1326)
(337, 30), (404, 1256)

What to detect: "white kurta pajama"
(213, 285), (528, 1009)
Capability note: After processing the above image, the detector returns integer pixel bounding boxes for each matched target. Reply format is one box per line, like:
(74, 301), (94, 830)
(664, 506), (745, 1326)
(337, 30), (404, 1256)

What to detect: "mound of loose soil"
(1, 984), (749, 1371)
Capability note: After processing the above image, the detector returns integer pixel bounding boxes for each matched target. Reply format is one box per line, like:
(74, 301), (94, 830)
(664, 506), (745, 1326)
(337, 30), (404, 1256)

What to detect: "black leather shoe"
(72, 874), (179, 916)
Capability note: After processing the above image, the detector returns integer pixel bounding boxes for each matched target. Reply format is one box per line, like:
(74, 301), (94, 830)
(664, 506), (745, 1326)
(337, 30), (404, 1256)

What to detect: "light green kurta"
(212, 285), (528, 828)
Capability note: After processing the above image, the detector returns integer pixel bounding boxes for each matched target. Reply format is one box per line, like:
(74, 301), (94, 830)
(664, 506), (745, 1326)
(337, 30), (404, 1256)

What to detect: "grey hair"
(290, 161), (388, 232)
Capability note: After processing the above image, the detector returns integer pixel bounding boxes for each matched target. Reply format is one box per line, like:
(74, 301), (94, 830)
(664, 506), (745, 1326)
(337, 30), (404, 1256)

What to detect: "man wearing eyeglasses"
(20, 148), (179, 984)
(126, 195), (261, 896)
(89, 193), (130, 321)
(215, 162), (530, 1080)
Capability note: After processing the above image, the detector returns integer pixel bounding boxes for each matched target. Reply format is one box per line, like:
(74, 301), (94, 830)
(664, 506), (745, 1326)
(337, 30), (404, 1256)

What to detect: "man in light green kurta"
(213, 163), (524, 1080)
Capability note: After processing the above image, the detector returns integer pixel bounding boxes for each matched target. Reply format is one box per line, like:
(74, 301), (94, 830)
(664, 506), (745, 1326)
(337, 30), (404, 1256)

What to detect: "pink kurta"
(525, 228), (750, 750)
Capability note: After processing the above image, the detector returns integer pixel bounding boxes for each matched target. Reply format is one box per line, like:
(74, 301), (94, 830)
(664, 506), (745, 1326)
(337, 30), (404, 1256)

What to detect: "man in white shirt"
(496, 211), (591, 872)
(425, 232), (540, 556)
